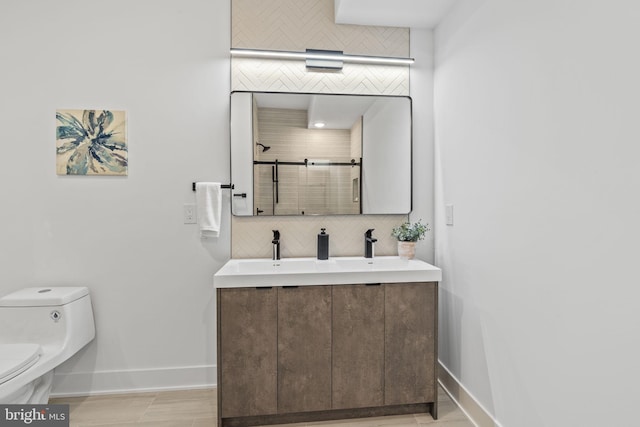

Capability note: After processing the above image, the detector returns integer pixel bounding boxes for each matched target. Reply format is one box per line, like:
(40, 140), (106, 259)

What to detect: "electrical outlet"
(183, 204), (197, 224)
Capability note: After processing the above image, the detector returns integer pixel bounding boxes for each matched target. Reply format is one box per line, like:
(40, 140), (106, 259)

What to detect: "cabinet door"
(384, 282), (437, 405)
(332, 284), (385, 409)
(278, 286), (332, 413)
(218, 288), (277, 418)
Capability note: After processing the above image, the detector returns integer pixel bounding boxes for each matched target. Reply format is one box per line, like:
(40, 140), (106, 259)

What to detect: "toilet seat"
(0, 344), (41, 385)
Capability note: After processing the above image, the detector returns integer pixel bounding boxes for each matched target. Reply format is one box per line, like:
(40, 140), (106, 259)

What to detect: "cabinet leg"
(430, 401), (438, 420)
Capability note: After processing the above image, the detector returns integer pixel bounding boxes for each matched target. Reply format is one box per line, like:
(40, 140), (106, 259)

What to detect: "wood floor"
(50, 386), (474, 427)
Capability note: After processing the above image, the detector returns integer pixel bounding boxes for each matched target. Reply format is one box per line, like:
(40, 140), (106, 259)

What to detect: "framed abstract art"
(56, 109), (127, 176)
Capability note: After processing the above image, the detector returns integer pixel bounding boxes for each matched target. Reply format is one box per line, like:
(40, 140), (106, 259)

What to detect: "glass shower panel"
(255, 162), (361, 216)
(273, 165), (300, 215)
(253, 163), (273, 215)
(299, 164), (329, 215)
(298, 163), (361, 215)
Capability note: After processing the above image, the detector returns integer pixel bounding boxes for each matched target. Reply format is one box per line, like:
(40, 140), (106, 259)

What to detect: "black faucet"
(364, 229), (377, 259)
(272, 230), (281, 261)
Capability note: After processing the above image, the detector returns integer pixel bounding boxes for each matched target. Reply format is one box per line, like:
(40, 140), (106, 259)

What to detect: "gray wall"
(0, 0), (437, 397)
(410, 28), (436, 263)
(0, 0), (230, 394)
(434, 0), (640, 425)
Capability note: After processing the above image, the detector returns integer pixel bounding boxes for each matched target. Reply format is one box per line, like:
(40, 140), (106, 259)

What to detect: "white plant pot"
(397, 241), (416, 260)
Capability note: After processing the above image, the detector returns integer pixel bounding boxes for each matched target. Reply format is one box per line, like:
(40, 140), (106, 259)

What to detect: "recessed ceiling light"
(313, 122), (326, 128)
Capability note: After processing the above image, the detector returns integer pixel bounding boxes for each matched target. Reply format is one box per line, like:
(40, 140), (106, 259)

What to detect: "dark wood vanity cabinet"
(332, 284), (385, 409)
(217, 282), (438, 427)
(385, 282), (438, 406)
(277, 286), (332, 413)
(217, 287), (277, 418)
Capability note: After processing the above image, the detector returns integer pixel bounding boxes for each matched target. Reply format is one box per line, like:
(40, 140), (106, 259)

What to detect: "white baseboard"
(50, 365), (216, 397)
(438, 361), (502, 427)
(51, 360), (499, 426)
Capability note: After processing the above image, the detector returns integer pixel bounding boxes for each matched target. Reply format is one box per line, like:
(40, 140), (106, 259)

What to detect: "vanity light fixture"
(230, 48), (415, 69)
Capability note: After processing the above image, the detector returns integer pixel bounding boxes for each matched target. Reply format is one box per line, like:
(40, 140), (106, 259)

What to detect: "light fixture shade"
(305, 49), (343, 70)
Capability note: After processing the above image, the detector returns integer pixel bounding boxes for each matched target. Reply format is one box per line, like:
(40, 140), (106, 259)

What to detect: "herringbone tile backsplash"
(232, 58), (409, 95)
(232, 215), (407, 259)
(230, 0), (411, 258)
(232, 0), (409, 56)
(231, 0), (410, 96)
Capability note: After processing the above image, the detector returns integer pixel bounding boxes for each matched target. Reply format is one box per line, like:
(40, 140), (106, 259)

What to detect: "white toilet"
(0, 287), (95, 404)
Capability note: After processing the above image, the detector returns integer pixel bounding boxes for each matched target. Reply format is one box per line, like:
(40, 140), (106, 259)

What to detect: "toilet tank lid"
(0, 287), (89, 307)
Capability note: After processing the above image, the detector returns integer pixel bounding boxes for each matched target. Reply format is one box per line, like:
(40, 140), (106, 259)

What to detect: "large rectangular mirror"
(231, 91), (412, 216)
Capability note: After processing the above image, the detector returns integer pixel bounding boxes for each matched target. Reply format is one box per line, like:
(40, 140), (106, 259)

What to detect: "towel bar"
(192, 183), (234, 191)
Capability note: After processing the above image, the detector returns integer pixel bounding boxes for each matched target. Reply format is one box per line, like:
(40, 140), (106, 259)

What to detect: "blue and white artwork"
(56, 109), (128, 175)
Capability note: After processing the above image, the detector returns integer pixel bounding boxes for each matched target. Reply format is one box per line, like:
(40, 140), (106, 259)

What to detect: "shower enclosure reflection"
(230, 92), (412, 216)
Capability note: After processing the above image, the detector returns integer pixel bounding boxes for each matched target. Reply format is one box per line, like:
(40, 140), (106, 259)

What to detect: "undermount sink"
(214, 256), (442, 288)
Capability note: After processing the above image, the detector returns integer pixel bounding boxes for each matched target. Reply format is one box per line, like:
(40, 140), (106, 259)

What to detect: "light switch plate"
(445, 204), (454, 226)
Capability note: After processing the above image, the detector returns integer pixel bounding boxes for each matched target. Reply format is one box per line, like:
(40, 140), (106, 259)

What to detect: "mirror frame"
(230, 91), (413, 216)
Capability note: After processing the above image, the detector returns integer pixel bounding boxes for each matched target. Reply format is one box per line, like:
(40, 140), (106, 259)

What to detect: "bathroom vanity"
(214, 257), (441, 427)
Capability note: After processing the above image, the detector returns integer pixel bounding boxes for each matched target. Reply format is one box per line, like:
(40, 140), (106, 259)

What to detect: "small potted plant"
(391, 220), (430, 260)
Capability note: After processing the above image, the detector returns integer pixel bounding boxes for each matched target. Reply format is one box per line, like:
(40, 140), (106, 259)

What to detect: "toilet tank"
(0, 287), (95, 356)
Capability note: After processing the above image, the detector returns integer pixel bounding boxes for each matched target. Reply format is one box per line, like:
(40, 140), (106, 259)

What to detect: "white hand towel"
(196, 182), (222, 238)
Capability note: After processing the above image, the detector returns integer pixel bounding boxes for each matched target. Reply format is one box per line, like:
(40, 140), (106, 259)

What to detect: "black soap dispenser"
(317, 228), (329, 260)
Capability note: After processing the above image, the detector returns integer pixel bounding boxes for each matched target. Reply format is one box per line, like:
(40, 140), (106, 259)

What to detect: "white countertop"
(214, 256), (442, 288)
